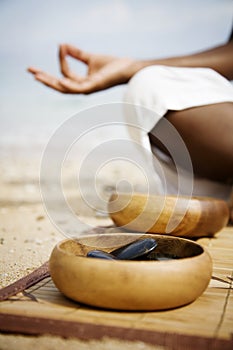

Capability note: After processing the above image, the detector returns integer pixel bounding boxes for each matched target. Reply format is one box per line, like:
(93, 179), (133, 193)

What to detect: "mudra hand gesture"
(28, 44), (134, 94)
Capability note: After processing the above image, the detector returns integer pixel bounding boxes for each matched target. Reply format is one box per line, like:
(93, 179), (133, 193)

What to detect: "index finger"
(59, 44), (86, 81)
(60, 44), (90, 63)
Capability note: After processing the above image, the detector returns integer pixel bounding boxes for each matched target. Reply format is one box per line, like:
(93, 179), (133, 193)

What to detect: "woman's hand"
(28, 44), (135, 94)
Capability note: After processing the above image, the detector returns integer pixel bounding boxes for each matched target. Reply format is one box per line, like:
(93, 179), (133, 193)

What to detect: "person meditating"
(28, 30), (233, 220)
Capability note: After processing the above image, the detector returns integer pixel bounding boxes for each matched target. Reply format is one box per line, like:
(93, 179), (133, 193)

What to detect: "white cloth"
(124, 65), (233, 201)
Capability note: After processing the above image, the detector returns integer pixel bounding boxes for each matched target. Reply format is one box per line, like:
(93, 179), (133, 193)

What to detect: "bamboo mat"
(0, 226), (233, 349)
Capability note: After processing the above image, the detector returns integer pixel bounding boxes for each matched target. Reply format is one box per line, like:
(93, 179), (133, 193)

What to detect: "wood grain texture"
(49, 234), (212, 310)
(0, 226), (232, 348)
(108, 193), (230, 237)
(0, 262), (49, 301)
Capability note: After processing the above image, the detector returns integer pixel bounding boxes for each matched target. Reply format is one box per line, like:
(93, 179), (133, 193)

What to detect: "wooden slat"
(0, 226), (233, 348)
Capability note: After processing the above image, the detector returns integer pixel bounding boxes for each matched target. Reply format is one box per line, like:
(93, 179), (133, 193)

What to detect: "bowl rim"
(108, 192), (229, 237)
(53, 233), (209, 264)
(109, 191), (229, 203)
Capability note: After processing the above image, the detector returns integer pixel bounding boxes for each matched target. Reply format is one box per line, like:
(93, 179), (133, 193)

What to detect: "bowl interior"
(58, 234), (204, 260)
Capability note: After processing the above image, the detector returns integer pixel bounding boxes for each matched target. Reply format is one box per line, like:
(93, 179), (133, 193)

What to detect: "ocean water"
(0, 85), (126, 157)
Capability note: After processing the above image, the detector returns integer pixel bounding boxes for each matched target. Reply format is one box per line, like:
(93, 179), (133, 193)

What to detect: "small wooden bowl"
(108, 193), (229, 237)
(49, 233), (212, 311)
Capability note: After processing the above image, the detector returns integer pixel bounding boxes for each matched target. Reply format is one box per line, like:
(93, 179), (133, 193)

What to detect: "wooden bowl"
(108, 192), (229, 237)
(49, 233), (212, 311)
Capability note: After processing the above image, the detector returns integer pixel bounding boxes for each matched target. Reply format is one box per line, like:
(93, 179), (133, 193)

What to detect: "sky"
(0, 0), (232, 147)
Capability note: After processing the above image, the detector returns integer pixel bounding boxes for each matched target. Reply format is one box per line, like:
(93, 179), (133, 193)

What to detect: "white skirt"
(124, 65), (233, 203)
